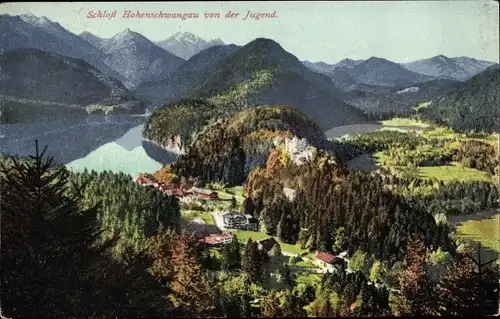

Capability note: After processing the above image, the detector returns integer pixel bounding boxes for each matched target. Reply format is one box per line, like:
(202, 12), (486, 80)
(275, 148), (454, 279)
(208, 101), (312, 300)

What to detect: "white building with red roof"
(314, 251), (347, 272)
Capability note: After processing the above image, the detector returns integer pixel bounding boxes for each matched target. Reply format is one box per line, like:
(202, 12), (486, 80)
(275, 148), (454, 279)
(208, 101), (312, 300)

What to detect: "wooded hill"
(419, 66), (500, 132)
(0, 49), (146, 123)
(171, 105), (326, 186)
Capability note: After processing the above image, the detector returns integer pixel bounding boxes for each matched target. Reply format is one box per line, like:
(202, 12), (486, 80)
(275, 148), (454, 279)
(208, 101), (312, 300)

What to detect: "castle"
(284, 136), (315, 165)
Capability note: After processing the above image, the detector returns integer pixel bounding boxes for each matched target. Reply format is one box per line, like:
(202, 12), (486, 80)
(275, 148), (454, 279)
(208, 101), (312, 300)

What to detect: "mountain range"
(134, 44), (241, 104)
(136, 38), (368, 130)
(1, 14), (225, 89)
(401, 55), (498, 81)
(1, 13), (498, 130)
(0, 14), (126, 84)
(94, 29), (184, 88)
(304, 55), (497, 88)
(303, 58), (363, 75)
(0, 49), (145, 123)
(155, 32), (225, 60)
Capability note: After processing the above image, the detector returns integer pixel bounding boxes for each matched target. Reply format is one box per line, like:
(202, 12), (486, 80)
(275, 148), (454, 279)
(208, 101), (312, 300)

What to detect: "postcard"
(0, 1), (499, 318)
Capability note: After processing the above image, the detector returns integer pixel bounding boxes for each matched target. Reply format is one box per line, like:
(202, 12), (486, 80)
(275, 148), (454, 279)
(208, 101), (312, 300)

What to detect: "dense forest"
(68, 170), (181, 251)
(0, 144), (498, 318)
(1, 137), (499, 318)
(243, 152), (454, 264)
(346, 130), (499, 215)
(419, 66), (500, 132)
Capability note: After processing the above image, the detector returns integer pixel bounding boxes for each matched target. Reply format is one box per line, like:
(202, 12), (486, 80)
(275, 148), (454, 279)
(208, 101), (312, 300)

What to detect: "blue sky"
(1, 1), (498, 63)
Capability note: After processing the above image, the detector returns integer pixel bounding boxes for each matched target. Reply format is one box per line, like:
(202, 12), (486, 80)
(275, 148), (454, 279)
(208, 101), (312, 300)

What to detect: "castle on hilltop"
(284, 136), (316, 165)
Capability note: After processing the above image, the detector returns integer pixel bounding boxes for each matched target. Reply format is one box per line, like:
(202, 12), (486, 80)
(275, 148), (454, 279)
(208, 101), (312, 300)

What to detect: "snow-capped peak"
(20, 13), (52, 26)
(112, 28), (140, 41)
(118, 28), (133, 36)
(170, 32), (201, 43)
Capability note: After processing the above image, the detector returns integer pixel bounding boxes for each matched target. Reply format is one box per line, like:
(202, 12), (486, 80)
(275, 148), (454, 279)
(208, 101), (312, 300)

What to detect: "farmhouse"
(189, 187), (219, 200)
(199, 233), (234, 247)
(314, 251), (347, 272)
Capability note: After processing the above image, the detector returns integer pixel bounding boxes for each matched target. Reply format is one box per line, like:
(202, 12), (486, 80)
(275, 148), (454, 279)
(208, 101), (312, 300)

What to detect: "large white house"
(219, 211), (258, 230)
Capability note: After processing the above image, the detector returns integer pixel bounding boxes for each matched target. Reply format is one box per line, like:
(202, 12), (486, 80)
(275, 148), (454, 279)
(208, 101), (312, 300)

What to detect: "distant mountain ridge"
(303, 58), (363, 76)
(332, 57), (436, 88)
(79, 31), (106, 48)
(402, 55), (497, 81)
(0, 49), (145, 123)
(99, 28), (185, 88)
(155, 32), (225, 59)
(0, 14), (127, 85)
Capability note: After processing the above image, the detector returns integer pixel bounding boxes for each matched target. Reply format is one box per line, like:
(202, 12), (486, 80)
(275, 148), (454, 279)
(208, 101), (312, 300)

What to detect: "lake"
(325, 123), (425, 139)
(0, 115), (178, 177)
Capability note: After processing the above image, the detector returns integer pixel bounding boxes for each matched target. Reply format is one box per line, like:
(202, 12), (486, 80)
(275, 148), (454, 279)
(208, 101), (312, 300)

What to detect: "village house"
(199, 233), (234, 247)
(188, 187), (219, 200)
(257, 237), (280, 255)
(314, 251), (347, 273)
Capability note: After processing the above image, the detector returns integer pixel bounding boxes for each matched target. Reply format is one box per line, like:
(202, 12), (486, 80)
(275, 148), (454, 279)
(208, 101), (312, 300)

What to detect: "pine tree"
(242, 239), (264, 284)
(0, 142), (116, 318)
(392, 237), (438, 316)
(270, 243), (282, 259)
(277, 211), (286, 241)
(298, 228), (309, 249)
(356, 283), (390, 316)
(221, 235), (242, 270)
(243, 196), (255, 216)
(169, 230), (215, 317)
(310, 288), (335, 317)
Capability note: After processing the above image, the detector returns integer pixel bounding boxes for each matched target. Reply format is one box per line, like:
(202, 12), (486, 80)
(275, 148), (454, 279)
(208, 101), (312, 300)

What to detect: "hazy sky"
(1, 1), (499, 63)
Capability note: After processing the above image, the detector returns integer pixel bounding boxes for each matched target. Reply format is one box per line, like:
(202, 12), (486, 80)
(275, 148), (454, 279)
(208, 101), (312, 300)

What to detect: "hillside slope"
(134, 44), (240, 104)
(0, 49), (145, 123)
(0, 14), (126, 84)
(191, 38), (368, 130)
(418, 66), (500, 132)
(344, 78), (461, 119)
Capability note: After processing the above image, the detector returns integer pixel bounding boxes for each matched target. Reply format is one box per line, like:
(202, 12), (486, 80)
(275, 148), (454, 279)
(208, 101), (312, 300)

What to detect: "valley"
(1, 6), (499, 319)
